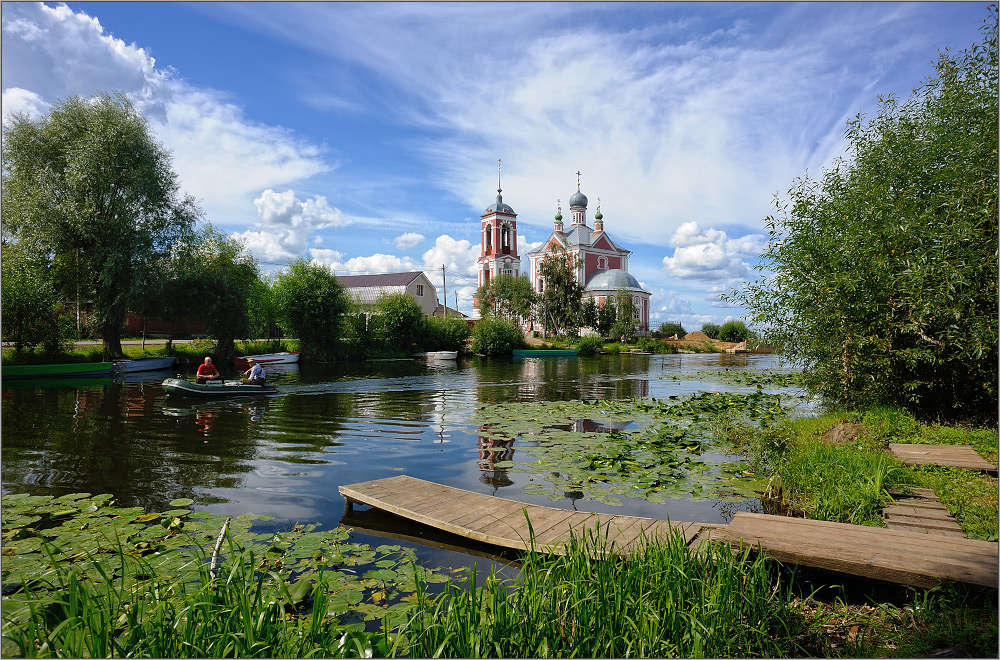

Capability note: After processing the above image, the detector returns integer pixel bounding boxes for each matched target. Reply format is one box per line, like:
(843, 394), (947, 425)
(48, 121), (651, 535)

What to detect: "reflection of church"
(472, 166), (650, 333)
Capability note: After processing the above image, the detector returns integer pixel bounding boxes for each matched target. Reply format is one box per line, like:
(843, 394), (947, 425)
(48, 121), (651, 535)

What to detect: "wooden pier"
(340, 475), (711, 555)
(888, 443), (997, 473)
(340, 476), (998, 589)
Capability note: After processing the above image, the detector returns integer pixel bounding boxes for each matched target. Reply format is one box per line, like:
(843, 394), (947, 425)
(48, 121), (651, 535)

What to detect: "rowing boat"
(161, 378), (277, 397)
(233, 352), (300, 369)
(511, 349), (579, 357)
(2, 362), (114, 379)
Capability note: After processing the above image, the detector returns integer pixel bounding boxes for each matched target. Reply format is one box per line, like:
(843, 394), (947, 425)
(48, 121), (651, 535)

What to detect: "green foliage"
(596, 297), (617, 338)
(397, 526), (811, 658)
(611, 289), (637, 341)
(575, 335), (606, 356)
(171, 226), (262, 362)
(729, 11), (999, 422)
(271, 258), (350, 361)
(658, 321), (686, 338)
(372, 292), (426, 355)
(579, 297), (599, 330)
(718, 320), (752, 343)
(0, 245), (70, 352)
(701, 322), (721, 339)
(537, 247), (585, 336)
(475, 274), (536, 323)
(471, 318), (526, 356)
(635, 337), (677, 354)
(424, 316), (471, 352)
(1, 92), (200, 357)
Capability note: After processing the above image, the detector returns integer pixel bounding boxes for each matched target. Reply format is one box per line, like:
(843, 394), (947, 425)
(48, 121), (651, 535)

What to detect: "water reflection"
(1, 354), (805, 566)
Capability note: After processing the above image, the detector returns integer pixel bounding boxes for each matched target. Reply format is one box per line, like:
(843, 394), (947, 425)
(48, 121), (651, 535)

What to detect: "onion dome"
(554, 200), (564, 231)
(569, 185), (588, 209)
(594, 199), (603, 222)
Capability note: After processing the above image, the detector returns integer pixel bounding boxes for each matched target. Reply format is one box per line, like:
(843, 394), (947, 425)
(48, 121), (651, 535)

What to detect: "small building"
(337, 271), (439, 315)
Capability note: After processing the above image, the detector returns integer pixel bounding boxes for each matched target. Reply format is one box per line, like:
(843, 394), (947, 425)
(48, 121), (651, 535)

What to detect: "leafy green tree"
(472, 318), (526, 356)
(611, 289), (637, 342)
(729, 10), (998, 421)
(701, 322), (721, 340)
(537, 247), (585, 336)
(718, 320), (752, 343)
(579, 297), (599, 330)
(0, 245), (67, 352)
(476, 274), (536, 323)
(658, 321), (686, 338)
(271, 258), (350, 361)
(596, 298), (617, 338)
(373, 292), (426, 355)
(173, 226), (262, 362)
(2, 92), (200, 358)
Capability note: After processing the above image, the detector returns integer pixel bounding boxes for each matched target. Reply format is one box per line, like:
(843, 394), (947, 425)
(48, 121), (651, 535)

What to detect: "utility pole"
(442, 265), (447, 319)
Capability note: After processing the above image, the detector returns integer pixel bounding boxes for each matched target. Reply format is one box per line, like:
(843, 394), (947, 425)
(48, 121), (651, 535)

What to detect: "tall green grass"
(390, 523), (816, 658)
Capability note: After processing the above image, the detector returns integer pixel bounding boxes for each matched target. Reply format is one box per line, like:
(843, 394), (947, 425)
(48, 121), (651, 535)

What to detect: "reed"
(391, 523), (816, 658)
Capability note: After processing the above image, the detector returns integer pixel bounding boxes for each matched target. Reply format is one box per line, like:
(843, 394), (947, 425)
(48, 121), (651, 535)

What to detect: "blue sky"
(2, 2), (991, 329)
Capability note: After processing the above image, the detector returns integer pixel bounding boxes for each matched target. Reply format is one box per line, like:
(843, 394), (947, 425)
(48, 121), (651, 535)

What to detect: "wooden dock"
(340, 476), (998, 589)
(888, 443), (997, 473)
(883, 487), (965, 537)
(340, 475), (710, 555)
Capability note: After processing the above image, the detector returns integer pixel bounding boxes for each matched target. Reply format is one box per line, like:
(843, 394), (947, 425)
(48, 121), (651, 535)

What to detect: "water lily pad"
(168, 498), (194, 507)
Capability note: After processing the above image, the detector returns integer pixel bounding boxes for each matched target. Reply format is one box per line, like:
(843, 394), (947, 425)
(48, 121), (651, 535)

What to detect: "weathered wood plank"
(716, 512), (997, 588)
(888, 444), (997, 472)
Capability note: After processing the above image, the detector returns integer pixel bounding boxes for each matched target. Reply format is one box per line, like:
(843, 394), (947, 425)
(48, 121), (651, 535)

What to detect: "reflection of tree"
(477, 432), (516, 493)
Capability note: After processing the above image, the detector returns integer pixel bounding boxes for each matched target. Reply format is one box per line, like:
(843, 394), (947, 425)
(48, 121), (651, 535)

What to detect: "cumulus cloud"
(233, 189), (349, 264)
(661, 221), (766, 281)
(1, 2), (328, 224)
(391, 232), (425, 250)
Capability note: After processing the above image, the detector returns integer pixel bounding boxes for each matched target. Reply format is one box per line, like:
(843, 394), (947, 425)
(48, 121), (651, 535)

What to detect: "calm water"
(1, 353), (807, 571)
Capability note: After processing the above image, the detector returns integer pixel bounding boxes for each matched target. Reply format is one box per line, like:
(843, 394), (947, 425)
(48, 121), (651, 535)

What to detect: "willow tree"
(2, 92), (200, 357)
(729, 9), (998, 421)
(475, 273), (537, 324)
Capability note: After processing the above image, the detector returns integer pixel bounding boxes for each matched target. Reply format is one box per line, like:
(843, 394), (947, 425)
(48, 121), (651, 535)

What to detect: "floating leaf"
(168, 498), (194, 507)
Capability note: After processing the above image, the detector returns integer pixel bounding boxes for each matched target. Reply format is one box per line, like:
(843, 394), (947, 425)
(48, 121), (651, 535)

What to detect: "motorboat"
(233, 352), (300, 369)
(161, 378), (277, 397)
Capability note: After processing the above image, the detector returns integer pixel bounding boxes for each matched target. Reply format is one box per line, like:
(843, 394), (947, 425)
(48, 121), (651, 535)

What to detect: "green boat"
(1, 362), (114, 379)
(511, 349), (579, 357)
(162, 378), (277, 397)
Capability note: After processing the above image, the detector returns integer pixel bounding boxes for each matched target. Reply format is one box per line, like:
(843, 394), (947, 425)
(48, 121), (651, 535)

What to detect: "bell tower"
(473, 159), (521, 318)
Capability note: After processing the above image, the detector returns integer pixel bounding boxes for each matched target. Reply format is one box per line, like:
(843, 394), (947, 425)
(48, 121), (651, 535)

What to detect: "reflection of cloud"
(1, 2), (327, 225)
(661, 222), (766, 280)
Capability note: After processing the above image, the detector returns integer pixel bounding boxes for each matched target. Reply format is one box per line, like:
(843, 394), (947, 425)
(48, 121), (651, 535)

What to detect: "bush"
(575, 336), (606, 356)
(472, 318), (526, 356)
(701, 322), (720, 339)
(658, 321), (686, 338)
(372, 293), (426, 356)
(424, 317), (471, 352)
(718, 320), (752, 343)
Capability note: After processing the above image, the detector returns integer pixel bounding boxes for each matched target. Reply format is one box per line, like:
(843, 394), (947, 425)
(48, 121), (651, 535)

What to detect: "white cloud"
(661, 221), (765, 281)
(1, 87), (49, 117)
(1, 2), (328, 225)
(233, 189), (349, 264)
(391, 232), (425, 250)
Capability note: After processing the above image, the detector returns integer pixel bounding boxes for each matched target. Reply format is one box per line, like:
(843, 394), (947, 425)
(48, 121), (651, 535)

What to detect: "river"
(1, 353), (808, 572)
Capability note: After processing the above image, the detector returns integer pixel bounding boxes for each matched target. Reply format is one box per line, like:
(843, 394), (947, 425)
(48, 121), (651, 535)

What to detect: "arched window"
(484, 223), (492, 250)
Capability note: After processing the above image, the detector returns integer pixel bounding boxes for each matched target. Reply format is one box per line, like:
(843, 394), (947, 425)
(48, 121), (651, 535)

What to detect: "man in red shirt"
(196, 356), (220, 383)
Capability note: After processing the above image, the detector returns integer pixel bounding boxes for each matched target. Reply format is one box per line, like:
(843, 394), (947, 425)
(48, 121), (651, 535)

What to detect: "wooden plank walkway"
(713, 512), (998, 588)
(884, 487), (965, 537)
(340, 476), (998, 589)
(339, 475), (709, 555)
(888, 443), (997, 473)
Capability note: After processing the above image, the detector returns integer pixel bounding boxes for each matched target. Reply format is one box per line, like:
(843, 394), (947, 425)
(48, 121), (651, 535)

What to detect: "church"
(473, 171), (651, 334)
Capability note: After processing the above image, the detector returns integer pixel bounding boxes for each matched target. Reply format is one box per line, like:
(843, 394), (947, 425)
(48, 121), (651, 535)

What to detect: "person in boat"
(196, 356), (221, 384)
(241, 357), (266, 385)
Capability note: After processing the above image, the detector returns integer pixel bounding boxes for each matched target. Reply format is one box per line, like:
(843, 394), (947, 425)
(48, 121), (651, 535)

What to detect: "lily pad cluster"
(1, 492), (444, 655)
(474, 391), (789, 505)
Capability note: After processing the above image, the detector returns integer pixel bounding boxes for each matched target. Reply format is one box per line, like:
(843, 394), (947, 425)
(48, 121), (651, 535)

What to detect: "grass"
(716, 407), (998, 539)
(1, 339), (299, 366)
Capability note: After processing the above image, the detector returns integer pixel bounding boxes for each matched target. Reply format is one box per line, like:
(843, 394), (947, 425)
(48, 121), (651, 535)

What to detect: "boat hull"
(233, 352), (300, 369)
(413, 351), (458, 360)
(2, 362), (114, 379)
(114, 357), (177, 373)
(161, 378), (277, 397)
